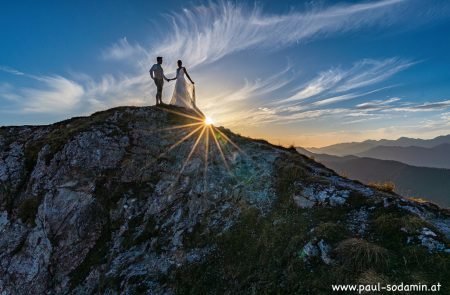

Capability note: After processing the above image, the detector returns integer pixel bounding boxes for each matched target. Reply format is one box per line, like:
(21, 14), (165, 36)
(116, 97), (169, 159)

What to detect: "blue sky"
(1, 0), (450, 147)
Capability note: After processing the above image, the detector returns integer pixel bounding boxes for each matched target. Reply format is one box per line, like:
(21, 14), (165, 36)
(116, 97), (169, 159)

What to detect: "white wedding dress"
(170, 67), (195, 109)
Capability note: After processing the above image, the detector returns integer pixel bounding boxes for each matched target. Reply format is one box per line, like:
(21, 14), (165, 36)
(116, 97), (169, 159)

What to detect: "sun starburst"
(152, 106), (243, 191)
(204, 116), (214, 125)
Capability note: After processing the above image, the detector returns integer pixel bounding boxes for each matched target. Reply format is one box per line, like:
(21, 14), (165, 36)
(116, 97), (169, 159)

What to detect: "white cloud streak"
(0, 66), (25, 76)
(273, 58), (412, 106)
(0, 67), (152, 115)
(21, 76), (84, 113)
(389, 100), (450, 112)
(311, 85), (397, 107)
(276, 69), (344, 104)
(102, 37), (148, 62)
(334, 58), (417, 92)
(356, 97), (401, 109)
(141, 0), (408, 69)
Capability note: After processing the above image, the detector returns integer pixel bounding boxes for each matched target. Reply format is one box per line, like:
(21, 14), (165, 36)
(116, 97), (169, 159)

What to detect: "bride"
(169, 60), (196, 109)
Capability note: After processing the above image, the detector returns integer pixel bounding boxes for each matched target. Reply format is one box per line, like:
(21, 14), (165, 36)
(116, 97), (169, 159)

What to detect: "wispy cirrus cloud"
(356, 97), (401, 110)
(1, 0), (448, 142)
(235, 57), (414, 127)
(105, 0), (409, 69)
(389, 100), (450, 112)
(22, 76), (84, 113)
(236, 95), (450, 128)
(0, 66), (25, 76)
(227, 56), (450, 128)
(209, 55), (416, 127)
(311, 85), (397, 107)
(0, 83), (22, 102)
(0, 74), (84, 113)
(235, 107), (375, 127)
(0, 66), (151, 115)
(334, 58), (417, 92)
(274, 58), (412, 106)
(275, 69), (344, 104)
(267, 98), (450, 127)
(102, 37), (148, 62)
(202, 63), (294, 110)
(0, 0), (422, 116)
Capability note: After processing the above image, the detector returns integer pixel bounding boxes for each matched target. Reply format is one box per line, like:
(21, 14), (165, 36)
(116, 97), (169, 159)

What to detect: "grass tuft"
(368, 181), (395, 193)
(314, 222), (348, 244)
(335, 238), (390, 272)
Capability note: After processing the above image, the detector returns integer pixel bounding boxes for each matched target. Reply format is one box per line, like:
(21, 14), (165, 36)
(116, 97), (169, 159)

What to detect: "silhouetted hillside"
(308, 134), (450, 156)
(300, 151), (450, 207)
(357, 144), (450, 169)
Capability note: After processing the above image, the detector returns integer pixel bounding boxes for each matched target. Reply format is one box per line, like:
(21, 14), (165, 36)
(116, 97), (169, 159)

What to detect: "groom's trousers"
(154, 78), (164, 104)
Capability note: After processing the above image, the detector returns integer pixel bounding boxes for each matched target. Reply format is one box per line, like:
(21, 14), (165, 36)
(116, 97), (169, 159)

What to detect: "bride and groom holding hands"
(149, 56), (196, 109)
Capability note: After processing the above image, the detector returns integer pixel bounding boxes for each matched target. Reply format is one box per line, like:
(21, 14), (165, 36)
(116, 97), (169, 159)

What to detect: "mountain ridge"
(296, 147), (450, 207)
(357, 143), (450, 169)
(0, 106), (449, 294)
(307, 134), (450, 156)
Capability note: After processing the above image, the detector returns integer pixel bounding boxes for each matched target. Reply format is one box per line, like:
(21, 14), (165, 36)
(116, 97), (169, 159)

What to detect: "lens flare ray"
(177, 125), (207, 179)
(213, 126), (245, 154)
(204, 124), (210, 190)
(156, 122), (203, 132)
(137, 124), (203, 177)
(167, 124), (204, 153)
(157, 106), (204, 122)
(210, 125), (231, 172)
(141, 110), (251, 192)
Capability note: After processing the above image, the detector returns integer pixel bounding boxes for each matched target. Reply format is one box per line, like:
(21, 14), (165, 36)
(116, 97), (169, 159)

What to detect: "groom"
(149, 56), (170, 105)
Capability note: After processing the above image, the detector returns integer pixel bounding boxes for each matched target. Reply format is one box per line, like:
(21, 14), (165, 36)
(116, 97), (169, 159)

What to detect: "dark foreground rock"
(0, 106), (449, 294)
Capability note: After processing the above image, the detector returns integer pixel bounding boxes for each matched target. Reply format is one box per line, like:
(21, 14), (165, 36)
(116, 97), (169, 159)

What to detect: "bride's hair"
(177, 60), (183, 67)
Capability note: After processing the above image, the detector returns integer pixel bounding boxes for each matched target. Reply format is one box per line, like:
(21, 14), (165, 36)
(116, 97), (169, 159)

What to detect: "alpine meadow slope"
(0, 106), (449, 294)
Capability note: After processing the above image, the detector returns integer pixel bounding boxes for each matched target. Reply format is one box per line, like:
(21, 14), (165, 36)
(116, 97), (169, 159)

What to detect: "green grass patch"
(334, 238), (390, 272)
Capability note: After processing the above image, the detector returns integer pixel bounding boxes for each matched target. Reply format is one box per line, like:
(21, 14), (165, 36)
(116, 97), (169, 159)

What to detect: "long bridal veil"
(170, 68), (195, 109)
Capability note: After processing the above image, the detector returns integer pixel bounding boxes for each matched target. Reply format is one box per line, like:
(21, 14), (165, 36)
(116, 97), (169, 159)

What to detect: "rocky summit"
(0, 106), (449, 294)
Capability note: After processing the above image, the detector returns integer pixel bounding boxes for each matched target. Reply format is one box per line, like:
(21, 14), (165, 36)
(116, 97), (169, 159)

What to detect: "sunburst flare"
(156, 107), (244, 190)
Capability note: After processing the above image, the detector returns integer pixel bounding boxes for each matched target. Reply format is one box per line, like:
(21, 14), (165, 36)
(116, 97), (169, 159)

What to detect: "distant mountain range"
(357, 143), (450, 169)
(308, 134), (450, 157)
(298, 135), (450, 207)
(296, 147), (450, 207)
